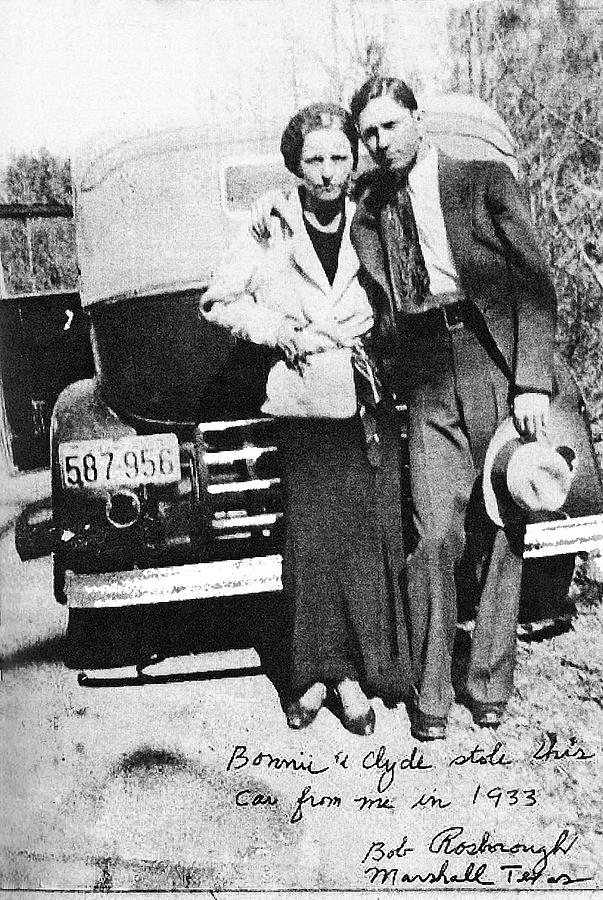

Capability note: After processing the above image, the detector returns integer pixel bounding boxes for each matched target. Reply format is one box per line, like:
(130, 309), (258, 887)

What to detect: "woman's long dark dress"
(279, 215), (413, 702)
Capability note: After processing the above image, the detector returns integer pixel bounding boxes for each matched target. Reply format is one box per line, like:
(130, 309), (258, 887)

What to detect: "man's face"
(357, 95), (421, 173)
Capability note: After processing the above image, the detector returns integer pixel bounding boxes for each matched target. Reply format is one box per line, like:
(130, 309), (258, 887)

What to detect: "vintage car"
(19, 96), (602, 671)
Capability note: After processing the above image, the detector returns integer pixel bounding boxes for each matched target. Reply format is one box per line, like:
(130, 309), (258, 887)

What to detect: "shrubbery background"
(448, 0), (603, 433)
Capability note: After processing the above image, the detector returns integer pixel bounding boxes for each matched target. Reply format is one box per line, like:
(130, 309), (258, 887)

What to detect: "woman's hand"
(250, 190), (289, 242)
(294, 325), (342, 356)
(276, 321), (342, 372)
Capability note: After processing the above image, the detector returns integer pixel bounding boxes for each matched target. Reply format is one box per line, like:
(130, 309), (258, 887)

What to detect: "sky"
(0, 0), (495, 163)
(0, 0), (202, 160)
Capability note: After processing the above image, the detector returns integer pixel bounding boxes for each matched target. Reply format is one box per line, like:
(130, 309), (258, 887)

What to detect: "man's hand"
(513, 392), (550, 439)
(250, 190), (289, 242)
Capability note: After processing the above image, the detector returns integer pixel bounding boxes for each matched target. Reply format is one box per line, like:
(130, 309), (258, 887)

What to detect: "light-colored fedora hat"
(483, 399), (603, 528)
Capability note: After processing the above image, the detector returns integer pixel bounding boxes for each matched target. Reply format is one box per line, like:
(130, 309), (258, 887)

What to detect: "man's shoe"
(471, 701), (506, 729)
(517, 614), (573, 641)
(411, 709), (447, 742)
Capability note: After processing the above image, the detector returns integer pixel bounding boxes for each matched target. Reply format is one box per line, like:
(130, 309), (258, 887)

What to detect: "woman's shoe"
(340, 704), (376, 736)
(286, 682), (326, 730)
(334, 679), (375, 736)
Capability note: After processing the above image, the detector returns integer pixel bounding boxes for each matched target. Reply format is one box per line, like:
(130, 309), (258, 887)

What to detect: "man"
(349, 76), (557, 740)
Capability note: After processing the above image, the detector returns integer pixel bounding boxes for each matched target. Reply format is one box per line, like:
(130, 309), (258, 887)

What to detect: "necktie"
(383, 181), (430, 314)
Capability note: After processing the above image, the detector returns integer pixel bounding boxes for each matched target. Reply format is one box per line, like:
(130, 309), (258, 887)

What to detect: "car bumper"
(524, 514), (603, 558)
(65, 554), (283, 609)
(63, 514), (603, 608)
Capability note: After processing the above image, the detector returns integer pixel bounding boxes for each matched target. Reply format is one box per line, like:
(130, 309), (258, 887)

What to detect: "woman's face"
(299, 128), (354, 205)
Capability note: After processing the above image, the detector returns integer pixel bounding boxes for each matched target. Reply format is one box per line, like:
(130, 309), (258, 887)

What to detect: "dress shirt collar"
(407, 144), (439, 195)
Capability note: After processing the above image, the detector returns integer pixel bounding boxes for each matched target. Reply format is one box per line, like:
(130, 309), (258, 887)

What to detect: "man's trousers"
(399, 305), (523, 718)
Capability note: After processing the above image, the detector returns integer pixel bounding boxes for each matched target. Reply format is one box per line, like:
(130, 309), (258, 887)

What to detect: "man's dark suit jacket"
(351, 152), (557, 397)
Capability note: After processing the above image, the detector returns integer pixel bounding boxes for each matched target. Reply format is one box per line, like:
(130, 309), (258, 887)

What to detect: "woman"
(200, 103), (412, 735)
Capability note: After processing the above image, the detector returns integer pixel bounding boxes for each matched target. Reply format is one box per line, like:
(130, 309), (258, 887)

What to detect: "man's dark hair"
(350, 77), (418, 124)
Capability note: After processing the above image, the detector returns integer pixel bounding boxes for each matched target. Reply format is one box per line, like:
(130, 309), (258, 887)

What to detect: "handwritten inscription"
(235, 789), (277, 807)
(362, 827), (591, 887)
(471, 784), (537, 808)
(354, 795), (396, 811)
(226, 745), (329, 775)
(365, 860), (494, 886)
(500, 865), (593, 886)
(362, 744), (433, 792)
(361, 837), (415, 863)
(290, 786), (341, 823)
(428, 824), (577, 870)
(448, 741), (512, 767)
(532, 732), (596, 763)
(223, 736), (596, 887)
(411, 790), (451, 810)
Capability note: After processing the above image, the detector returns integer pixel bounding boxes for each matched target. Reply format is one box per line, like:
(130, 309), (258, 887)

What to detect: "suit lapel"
(350, 199), (391, 297)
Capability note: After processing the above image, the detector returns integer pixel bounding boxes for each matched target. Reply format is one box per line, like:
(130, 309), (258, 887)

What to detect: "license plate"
(59, 434), (181, 490)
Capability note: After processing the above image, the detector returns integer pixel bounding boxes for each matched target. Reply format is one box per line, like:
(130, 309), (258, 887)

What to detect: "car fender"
(51, 378), (136, 447)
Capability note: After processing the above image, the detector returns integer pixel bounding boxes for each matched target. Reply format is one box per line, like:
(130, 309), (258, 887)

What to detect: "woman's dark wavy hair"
(350, 77), (418, 124)
(280, 102), (359, 176)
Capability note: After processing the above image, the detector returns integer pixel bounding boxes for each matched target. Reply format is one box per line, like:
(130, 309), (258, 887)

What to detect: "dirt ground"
(1, 484), (603, 892)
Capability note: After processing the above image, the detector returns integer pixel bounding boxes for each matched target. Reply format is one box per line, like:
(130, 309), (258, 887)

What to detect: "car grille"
(195, 417), (283, 558)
